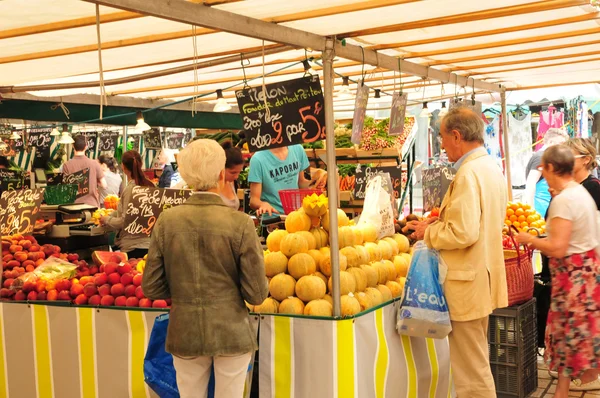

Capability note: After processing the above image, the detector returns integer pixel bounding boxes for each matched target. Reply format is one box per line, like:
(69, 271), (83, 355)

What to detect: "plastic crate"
(278, 189), (323, 215)
(489, 298), (538, 398)
(44, 184), (78, 205)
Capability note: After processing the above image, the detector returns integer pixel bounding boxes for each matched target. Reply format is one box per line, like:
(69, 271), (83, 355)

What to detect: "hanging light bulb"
(439, 101), (448, 116)
(337, 76), (353, 100)
(302, 59), (316, 75)
(420, 102), (431, 118)
(58, 124), (74, 145)
(50, 125), (61, 136)
(135, 111), (151, 132)
(9, 130), (20, 140)
(213, 89), (232, 112)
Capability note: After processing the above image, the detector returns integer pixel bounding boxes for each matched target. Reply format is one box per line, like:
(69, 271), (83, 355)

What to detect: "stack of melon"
(252, 198), (412, 318)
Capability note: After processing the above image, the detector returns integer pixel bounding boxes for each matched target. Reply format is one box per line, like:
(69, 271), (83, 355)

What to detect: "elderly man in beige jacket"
(409, 107), (508, 398)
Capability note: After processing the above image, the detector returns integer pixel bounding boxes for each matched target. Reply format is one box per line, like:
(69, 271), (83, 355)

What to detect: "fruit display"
(253, 207), (413, 317)
(359, 116), (416, 152)
(504, 202), (546, 235)
(91, 208), (114, 225)
(1, 235), (167, 309)
(103, 195), (119, 210)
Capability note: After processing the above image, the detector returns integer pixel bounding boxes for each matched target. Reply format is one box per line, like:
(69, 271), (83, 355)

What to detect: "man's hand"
(256, 202), (279, 217)
(406, 217), (438, 240)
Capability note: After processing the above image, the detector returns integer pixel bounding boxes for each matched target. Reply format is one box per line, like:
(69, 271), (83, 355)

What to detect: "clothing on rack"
(430, 109), (442, 159)
(578, 101), (589, 138)
(535, 105), (564, 150)
(508, 112), (533, 187)
(483, 115), (502, 170)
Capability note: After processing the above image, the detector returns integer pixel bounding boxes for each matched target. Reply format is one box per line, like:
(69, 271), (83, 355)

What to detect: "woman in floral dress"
(517, 145), (600, 398)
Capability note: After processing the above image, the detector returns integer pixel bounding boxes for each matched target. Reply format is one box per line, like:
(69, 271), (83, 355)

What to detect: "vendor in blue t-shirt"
(249, 144), (324, 216)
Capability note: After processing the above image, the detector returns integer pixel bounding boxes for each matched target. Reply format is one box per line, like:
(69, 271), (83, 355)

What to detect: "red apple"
(35, 281), (46, 293)
(152, 300), (168, 309)
(25, 265), (35, 273)
(139, 298), (152, 308)
(74, 294), (88, 305)
(98, 284), (111, 297)
(3, 278), (13, 289)
(135, 286), (145, 300)
(27, 252), (39, 262)
(107, 272), (121, 285)
(2, 254), (13, 263)
(9, 245), (22, 254)
(37, 291), (47, 301)
(0, 288), (14, 298)
(47, 290), (58, 301)
(83, 283), (98, 298)
(14, 291), (26, 301)
(18, 240), (32, 250)
(94, 273), (108, 286)
(22, 282), (36, 294)
(114, 296), (127, 307)
(132, 274), (143, 287)
(29, 244), (40, 252)
(124, 285), (136, 298)
(117, 263), (132, 275)
(88, 295), (102, 306)
(70, 283), (84, 298)
(57, 290), (71, 301)
(104, 263), (118, 275)
(125, 297), (139, 307)
(27, 291), (38, 301)
(110, 283), (125, 296)
(120, 273), (133, 286)
(7, 260), (20, 269)
(89, 266), (99, 275)
(14, 252), (28, 262)
(100, 295), (115, 306)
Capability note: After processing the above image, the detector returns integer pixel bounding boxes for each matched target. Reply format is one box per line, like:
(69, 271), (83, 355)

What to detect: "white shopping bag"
(357, 175), (395, 239)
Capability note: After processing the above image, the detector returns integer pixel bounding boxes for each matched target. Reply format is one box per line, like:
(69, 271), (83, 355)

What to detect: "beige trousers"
(172, 352), (252, 398)
(448, 317), (496, 398)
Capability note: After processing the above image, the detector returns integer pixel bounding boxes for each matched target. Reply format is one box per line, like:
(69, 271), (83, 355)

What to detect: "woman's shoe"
(570, 377), (600, 391)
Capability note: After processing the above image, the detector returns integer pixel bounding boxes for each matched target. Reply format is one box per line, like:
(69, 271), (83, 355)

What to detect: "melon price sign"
(0, 189), (44, 235)
(99, 131), (119, 152)
(422, 166), (455, 212)
(0, 169), (24, 192)
(63, 168), (90, 199)
(351, 83), (370, 145)
(236, 75), (326, 152)
(144, 129), (162, 149)
(123, 186), (192, 237)
(353, 166), (403, 200)
(389, 92), (408, 136)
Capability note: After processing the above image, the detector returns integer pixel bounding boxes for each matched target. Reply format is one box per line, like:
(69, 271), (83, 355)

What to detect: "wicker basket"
(278, 189), (323, 215)
(44, 184), (78, 205)
(504, 226), (534, 306)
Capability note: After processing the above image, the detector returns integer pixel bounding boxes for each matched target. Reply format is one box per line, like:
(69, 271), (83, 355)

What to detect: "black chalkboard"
(144, 129), (163, 149)
(0, 188), (44, 235)
(166, 133), (184, 150)
(389, 92), (408, 136)
(46, 173), (63, 186)
(236, 75), (326, 152)
(422, 166), (456, 212)
(129, 135), (141, 152)
(351, 83), (369, 145)
(27, 128), (53, 158)
(123, 186), (192, 237)
(0, 131), (24, 157)
(353, 166), (403, 200)
(63, 168), (90, 199)
(99, 131), (120, 152)
(0, 169), (24, 191)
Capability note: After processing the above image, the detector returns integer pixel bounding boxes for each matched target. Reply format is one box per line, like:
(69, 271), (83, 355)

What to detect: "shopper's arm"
(298, 168), (311, 189)
(141, 216), (171, 299)
(516, 217), (571, 258)
(249, 182), (279, 216)
(238, 217), (269, 305)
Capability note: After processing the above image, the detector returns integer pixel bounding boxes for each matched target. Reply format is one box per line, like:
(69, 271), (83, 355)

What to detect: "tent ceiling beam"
(470, 57), (600, 77)
(454, 50), (600, 71)
(82, 0), (501, 92)
(0, 0), (414, 65)
(506, 81), (600, 91)
(369, 12), (600, 51)
(338, 0), (589, 38)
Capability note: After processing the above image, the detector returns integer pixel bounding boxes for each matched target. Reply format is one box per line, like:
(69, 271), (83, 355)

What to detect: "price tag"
(99, 131), (120, 152)
(144, 129), (163, 149)
(389, 92), (408, 136)
(351, 83), (370, 145)
(0, 188), (44, 235)
(63, 168), (90, 199)
(421, 166), (456, 212)
(353, 166), (403, 200)
(0, 169), (24, 191)
(0, 130), (24, 157)
(236, 76), (326, 152)
(27, 127), (53, 158)
(166, 132), (184, 150)
(123, 186), (192, 237)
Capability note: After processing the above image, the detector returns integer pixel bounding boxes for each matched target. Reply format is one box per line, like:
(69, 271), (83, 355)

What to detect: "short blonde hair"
(177, 139), (225, 191)
(565, 138), (598, 170)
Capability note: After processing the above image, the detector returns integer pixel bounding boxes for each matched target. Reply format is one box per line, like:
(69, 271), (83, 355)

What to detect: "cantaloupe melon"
(310, 216), (321, 228)
(353, 245), (370, 265)
(341, 294), (361, 316)
(393, 233), (410, 253)
(347, 267), (367, 292)
(280, 233), (309, 257)
(377, 284), (393, 302)
(279, 297), (305, 315)
(371, 261), (389, 285)
(269, 274), (296, 301)
(356, 292), (373, 311)
(266, 229), (288, 252)
(333, 226), (355, 249)
(400, 253), (412, 267)
(254, 297), (279, 314)
(382, 260), (397, 281)
(340, 246), (360, 267)
(350, 226), (364, 246)
(295, 275), (326, 302)
(312, 271), (328, 288)
(377, 240), (393, 261)
(320, 252), (347, 277)
(304, 299), (333, 317)
(365, 287), (384, 306)
(393, 255), (410, 277)
(307, 249), (325, 271)
(309, 228), (329, 249)
(385, 281), (402, 298)
(322, 209), (349, 232)
(359, 264), (379, 288)
(288, 253), (317, 280)
(319, 246), (331, 256)
(383, 237), (400, 256)
(396, 277), (407, 291)
(359, 223), (378, 242)
(322, 294), (333, 306)
(328, 271), (356, 295)
(264, 251), (288, 277)
(285, 210), (312, 233)
(296, 231), (317, 250)
(364, 242), (382, 262)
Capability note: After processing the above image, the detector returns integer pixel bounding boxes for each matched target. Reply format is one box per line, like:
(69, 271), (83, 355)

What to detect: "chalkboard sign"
(123, 186), (192, 237)
(0, 188), (44, 235)
(1, 130), (24, 157)
(129, 135), (141, 152)
(166, 133), (184, 150)
(351, 83), (370, 145)
(99, 131), (120, 152)
(46, 173), (63, 186)
(0, 169), (24, 191)
(27, 127), (53, 158)
(63, 168), (90, 199)
(449, 98), (482, 115)
(236, 75), (326, 152)
(353, 166), (403, 200)
(389, 92), (408, 136)
(144, 129), (163, 149)
(84, 131), (98, 154)
(422, 166), (456, 212)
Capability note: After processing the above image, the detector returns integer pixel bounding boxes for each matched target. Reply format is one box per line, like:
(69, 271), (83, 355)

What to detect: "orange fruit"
(504, 220), (512, 226)
(506, 209), (515, 217)
(518, 215), (526, 222)
(510, 215), (518, 222)
(527, 215), (536, 224)
(529, 229), (538, 236)
(510, 203), (519, 211)
(515, 208), (525, 217)
(512, 221), (520, 229)
(521, 222), (529, 229)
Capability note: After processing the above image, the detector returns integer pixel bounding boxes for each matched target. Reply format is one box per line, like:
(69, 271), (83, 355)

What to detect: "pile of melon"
(251, 206), (412, 318)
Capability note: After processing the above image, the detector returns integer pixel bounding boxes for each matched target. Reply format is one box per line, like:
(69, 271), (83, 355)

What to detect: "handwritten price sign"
(27, 127), (53, 157)
(353, 166), (403, 200)
(99, 131), (120, 152)
(144, 129), (163, 149)
(389, 92), (408, 136)
(123, 186), (192, 237)
(0, 169), (24, 192)
(422, 166), (456, 212)
(0, 189), (44, 235)
(1, 130), (24, 157)
(351, 83), (370, 145)
(63, 168), (90, 199)
(236, 76), (326, 152)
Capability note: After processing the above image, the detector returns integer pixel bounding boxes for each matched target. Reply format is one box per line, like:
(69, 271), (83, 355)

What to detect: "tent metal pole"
(501, 89), (513, 201)
(323, 37), (341, 317)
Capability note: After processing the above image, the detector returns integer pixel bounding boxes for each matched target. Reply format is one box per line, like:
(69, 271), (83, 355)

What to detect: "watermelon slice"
(92, 251), (128, 267)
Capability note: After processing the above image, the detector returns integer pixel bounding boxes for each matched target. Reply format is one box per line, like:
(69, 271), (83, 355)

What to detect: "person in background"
(517, 145), (600, 396)
(62, 135), (107, 208)
(156, 151), (175, 189)
(249, 144), (324, 216)
(219, 141), (244, 210)
(142, 139), (268, 397)
(524, 128), (569, 218)
(566, 138), (600, 209)
(408, 107), (508, 398)
(0, 156), (9, 169)
(101, 150), (154, 259)
(98, 154), (123, 206)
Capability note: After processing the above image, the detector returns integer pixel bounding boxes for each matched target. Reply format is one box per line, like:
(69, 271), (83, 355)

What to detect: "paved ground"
(533, 355), (600, 397)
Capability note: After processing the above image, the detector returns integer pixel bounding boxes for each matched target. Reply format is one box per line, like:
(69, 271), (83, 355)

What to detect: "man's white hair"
(178, 139), (225, 191)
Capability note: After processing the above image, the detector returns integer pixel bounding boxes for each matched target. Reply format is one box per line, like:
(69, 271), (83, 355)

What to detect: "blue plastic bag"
(144, 314), (216, 398)
(396, 242), (452, 339)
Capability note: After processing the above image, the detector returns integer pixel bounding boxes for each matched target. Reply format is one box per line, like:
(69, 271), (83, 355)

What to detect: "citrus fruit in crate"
(504, 202), (545, 234)
(104, 195), (119, 210)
